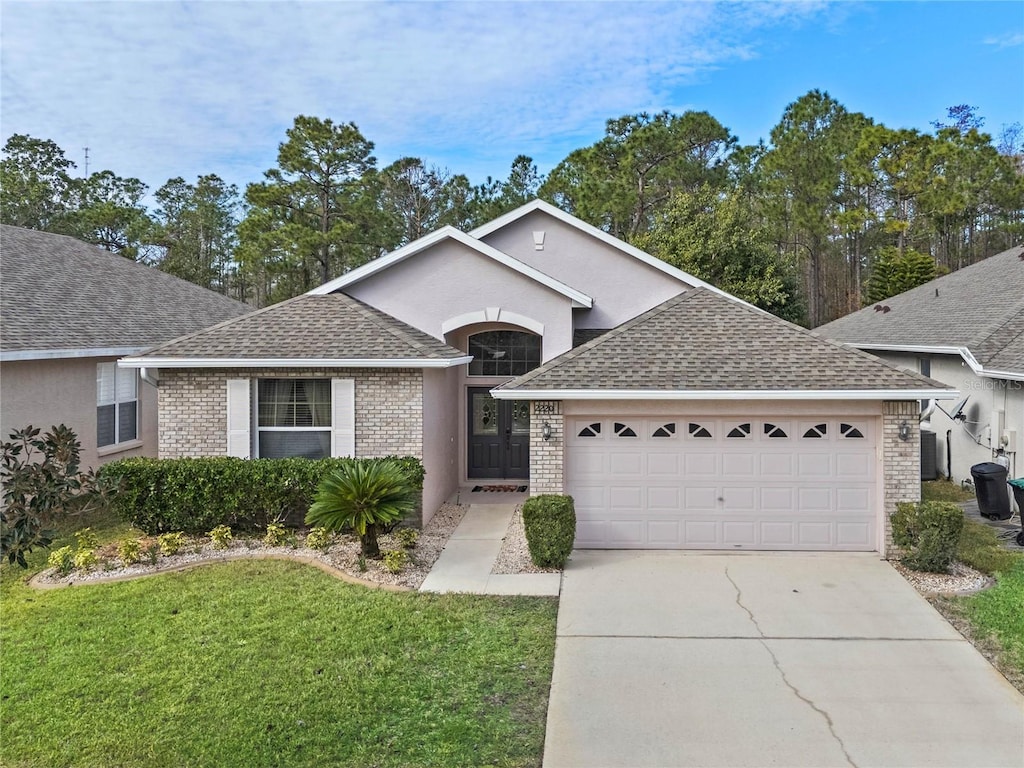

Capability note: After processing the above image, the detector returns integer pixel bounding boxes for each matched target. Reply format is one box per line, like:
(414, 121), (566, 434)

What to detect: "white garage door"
(567, 416), (877, 551)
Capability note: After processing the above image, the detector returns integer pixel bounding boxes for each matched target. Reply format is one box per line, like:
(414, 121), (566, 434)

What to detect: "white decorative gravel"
(33, 502), (468, 591)
(492, 504), (560, 575)
(890, 559), (992, 595)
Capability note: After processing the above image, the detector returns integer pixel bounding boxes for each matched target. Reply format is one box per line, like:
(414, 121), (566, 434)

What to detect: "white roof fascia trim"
(2, 346), (148, 362)
(490, 388), (961, 401)
(843, 342), (1024, 382)
(307, 225), (593, 308)
(119, 356), (474, 369)
(468, 199), (757, 310)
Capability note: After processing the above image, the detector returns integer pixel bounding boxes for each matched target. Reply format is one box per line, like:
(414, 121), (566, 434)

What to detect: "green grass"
(932, 558), (1024, 693)
(956, 518), (1022, 575)
(1, 514), (557, 768)
(922, 479), (976, 503)
(961, 559), (1024, 672)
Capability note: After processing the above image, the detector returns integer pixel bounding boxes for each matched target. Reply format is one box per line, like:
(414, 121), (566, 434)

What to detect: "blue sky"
(2, 1), (1022, 198)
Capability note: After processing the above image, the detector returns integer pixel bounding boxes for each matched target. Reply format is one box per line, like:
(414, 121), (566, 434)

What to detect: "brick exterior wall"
(529, 400), (564, 495)
(157, 367), (423, 459)
(882, 400), (921, 556)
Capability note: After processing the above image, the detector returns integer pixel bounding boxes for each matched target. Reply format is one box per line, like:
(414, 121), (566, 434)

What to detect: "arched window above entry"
(468, 331), (541, 376)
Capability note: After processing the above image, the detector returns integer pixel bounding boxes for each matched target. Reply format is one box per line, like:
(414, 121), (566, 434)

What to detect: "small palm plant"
(306, 459), (416, 559)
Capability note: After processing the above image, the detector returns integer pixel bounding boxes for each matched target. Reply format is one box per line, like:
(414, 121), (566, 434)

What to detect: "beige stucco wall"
(344, 238), (577, 359)
(421, 367), (460, 522)
(0, 356), (157, 471)
(478, 209), (692, 330)
(874, 350), (1024, 487)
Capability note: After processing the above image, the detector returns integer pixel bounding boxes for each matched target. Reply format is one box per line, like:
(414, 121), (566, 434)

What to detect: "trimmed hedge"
(522, 494), (576, 569)
(97, 456), (424, 535)
(891, 500), (964, 573)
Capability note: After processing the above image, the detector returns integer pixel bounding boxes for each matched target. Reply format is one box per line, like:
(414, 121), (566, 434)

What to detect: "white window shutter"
(226, 379), (251, 458)
(332, 378), (355, 457)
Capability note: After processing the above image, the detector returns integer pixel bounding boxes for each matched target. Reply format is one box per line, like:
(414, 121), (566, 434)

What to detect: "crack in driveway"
(724, 566), (858, 768)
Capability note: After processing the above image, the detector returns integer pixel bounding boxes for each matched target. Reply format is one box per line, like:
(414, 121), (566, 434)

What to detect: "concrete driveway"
(544, 551), (1024, 768)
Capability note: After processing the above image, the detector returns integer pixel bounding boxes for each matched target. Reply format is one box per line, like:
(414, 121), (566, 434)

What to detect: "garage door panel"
(567, 418), (878, 551)
(684, 453), (718, 475)
(760, 452), (795, 477)
(648, 520), (681, 544)
(609, 452), (643, 476)
(647, 452), (681, 476)
(647, 486), (681, 510)
(836, 452), (874, 480)
(761, 486), (794, 511)
(608, 520), (644, 545)
(684, 486), (719, 510)
(609, 485), (642, 509)
(836, 522), (871, 547)
(798, 486), (832, 513)
(722, 452), (756, 476)
(722, 521), (757, 545)
(836, 487), (872, 513)
(722, 486), (756, 511)
(795, 522), (832, 546)
(798, 453), (832, 476)
(761, 521), (797, 546)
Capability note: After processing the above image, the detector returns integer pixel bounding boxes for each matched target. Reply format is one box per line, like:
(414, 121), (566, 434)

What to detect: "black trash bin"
(971, 462), (1011, 520)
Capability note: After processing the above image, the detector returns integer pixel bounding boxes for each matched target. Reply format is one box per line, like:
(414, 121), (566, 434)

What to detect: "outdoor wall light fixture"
(542, 421), (552, 441)
(898, 420), (911, 441)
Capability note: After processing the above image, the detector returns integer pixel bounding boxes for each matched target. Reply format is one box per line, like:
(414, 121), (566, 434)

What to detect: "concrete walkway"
(544, 551), (1024, 768)
(419, 498), (561, 596)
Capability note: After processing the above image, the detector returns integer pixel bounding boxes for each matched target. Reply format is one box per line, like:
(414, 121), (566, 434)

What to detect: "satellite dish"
(940, 396), (969, 422)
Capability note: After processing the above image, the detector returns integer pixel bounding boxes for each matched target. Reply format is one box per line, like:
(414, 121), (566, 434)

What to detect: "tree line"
(3, 90), (1021, 327)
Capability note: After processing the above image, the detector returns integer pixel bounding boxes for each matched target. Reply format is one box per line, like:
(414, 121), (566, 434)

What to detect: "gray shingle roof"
(1, 225), (250, 354)
(132, 293), (469, 362)
(816, 245), (1024, 375)
(497, 289), (948, 393)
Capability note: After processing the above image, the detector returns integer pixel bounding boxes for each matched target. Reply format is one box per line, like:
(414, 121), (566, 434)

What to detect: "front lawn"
(1, 557), (557, 767)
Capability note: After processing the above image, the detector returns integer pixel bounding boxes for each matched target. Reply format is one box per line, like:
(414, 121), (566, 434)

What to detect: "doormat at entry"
(471, 485), (528, 492)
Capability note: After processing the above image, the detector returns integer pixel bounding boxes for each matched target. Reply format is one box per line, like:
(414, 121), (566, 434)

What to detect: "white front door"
(566, 416), (878, 551)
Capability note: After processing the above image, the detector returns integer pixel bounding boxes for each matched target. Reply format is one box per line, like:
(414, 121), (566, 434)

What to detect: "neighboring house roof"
(816, 245), (1024, 380)
(120, 293), (472, 369)
(306, 225), (593, 308)
(0, 225), (250, 361)
(469, 199), (755, 308)
(493, 289), (955, 400)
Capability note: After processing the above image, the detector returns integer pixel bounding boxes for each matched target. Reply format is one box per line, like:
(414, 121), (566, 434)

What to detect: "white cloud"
(0, 0), (833, 193)
(984, 32), (1024, 49)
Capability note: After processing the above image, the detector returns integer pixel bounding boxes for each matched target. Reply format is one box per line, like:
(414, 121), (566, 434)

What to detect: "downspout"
(946, 429), (952, 482)
(140, 367), (160, 388)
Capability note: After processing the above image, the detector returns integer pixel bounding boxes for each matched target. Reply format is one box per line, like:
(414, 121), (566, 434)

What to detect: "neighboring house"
(817, 245), (1024, 489)
(122, 200), (954, 555)
(0, 225), (250, 470)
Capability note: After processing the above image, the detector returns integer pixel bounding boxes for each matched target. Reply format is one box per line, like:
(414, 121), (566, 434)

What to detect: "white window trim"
(226, 378), (354, 459)
(97, 363), (139, 449)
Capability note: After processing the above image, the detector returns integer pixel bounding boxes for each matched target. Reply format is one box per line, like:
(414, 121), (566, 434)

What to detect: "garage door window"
(841, 423), (865, 438)
(764, 423), (789, 438)
(727, 423), (752, 438)
(614, 422), (638, 437)
(652, 423), (676, 438)
(578, 423), (602, 437)
(802, 423), (828, 438)
(688, 423), (713, 438)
